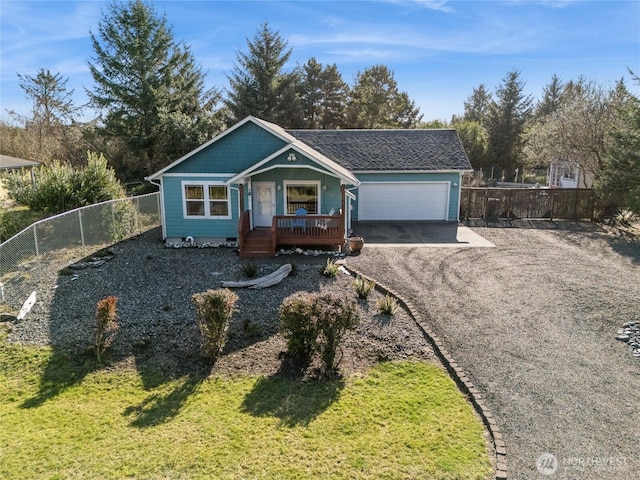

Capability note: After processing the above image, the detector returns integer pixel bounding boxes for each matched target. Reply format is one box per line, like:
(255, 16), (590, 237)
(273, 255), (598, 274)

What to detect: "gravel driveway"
(348, 221), (640, 480)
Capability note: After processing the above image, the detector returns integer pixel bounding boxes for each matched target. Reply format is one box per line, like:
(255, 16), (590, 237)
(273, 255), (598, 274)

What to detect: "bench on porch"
(238, 210), (345, 258)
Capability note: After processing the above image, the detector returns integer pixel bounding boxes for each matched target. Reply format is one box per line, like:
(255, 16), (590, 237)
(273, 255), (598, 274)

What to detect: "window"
(183, 182), (230, 218)
(284, 181), (319, 214)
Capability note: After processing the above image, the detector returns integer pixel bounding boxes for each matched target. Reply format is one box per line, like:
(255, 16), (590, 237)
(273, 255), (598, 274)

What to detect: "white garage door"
(358, 182), (449, 220)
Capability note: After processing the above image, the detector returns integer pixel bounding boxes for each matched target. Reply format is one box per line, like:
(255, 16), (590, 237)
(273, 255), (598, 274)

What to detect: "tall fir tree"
(225, 22), (301, 127)
(486, 70), (533, 174)
(463, 84), (492, 125)
(17, 69), (77, 132)
(298, 58), (349, 129)
(535, 74), (566, 118)
(319, 64), (350, 129)
(299, 58), (324, 129)
(88, 0), (221, 178)
(347, 65), (421, 129)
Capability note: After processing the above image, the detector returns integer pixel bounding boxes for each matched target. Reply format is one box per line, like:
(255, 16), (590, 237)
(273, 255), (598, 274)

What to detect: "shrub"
(322, 258), (340, 278)
(240, 261), (259, 278)
(0, 202), (18, 242)
(279, 291), (360, 375)
(315, 293), (360, 374)
(353, 275), (375, 299)
(279, 291), (319, 361)
(3, 151), (126, 215)
(94, 296), (119, 363)
(192, 288), (238, 359)
(377, 294), (399, 316)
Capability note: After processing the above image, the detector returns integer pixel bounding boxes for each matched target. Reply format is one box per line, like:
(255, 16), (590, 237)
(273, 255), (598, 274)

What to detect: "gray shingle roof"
(286, 129), (471, 171)
(0, 154), (39, 170)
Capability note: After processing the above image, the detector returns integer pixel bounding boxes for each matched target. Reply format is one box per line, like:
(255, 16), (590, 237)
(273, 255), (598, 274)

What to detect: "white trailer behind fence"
(0, 192), (161, 310)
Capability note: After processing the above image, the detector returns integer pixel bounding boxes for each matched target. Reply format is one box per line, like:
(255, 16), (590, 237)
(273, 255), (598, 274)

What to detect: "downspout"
(145, 177), (166, 239)
(457, 173), (465, 222)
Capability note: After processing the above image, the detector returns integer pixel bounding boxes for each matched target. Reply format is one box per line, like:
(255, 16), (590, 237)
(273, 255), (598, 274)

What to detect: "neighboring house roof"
(0, 154), (39, 171)
(286, 129), (472, 172)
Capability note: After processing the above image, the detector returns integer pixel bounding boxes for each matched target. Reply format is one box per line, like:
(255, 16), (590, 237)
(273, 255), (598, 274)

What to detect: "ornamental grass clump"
(239, 261), (259, 278)
(353, 275), (376, 299)
(377, 293), (399, 316)
(192, 288), (238, 359)
(322, 258), (340, 278)
(94, 296), (119, 363)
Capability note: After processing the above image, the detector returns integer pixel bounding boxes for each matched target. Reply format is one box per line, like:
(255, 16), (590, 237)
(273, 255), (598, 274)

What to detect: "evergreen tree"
(17, 69), (77, 132)
(298, 58), (349, 129)
(486, 70), (533, 174)
(319, 64), (349, 129)
(452, 119), (489, 168)
(347, 65), (422, 129)
(596, 75), (640, 211)
(535, 74), (565, 118)
(463, 84), (492, 125)
(225, 22), (301, 127)
(88, 0), (221, 178)
(299, 58), (324, 128)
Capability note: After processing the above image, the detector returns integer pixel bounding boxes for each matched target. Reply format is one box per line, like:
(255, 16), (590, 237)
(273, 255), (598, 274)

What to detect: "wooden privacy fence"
(460, 187), (620, 221)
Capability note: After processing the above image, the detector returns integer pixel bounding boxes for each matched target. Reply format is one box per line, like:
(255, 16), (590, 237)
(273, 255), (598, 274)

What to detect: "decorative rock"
(616, 320), (640, 359)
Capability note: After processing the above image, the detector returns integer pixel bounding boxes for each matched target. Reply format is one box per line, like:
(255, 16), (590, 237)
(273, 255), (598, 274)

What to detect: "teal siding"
(163, 176), (240, 240)
(352, 172), (461, 221)
(250, 168), (341, 215)
(167, 122), (287, 174)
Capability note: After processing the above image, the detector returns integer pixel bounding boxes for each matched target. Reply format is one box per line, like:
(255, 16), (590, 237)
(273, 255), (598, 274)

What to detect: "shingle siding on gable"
(168, 122), (288, 175)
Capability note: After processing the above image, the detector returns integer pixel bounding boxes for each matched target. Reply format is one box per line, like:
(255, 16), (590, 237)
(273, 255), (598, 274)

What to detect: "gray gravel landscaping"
(348, 220), (640, 480)
(5, 227), (437, 380)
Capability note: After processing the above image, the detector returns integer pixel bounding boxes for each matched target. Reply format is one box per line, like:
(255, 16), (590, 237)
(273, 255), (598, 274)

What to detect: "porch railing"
(272, 214), (344, 247)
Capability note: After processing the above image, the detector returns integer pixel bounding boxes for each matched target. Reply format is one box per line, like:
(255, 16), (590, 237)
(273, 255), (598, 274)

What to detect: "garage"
(357, 182), (450, 221)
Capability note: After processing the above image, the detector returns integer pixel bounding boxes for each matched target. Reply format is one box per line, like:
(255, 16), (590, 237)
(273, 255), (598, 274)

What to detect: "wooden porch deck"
(238, 211), (345, 258)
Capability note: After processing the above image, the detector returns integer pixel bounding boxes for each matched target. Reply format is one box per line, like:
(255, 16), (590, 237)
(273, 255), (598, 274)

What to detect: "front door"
(252, 182), (276, 227)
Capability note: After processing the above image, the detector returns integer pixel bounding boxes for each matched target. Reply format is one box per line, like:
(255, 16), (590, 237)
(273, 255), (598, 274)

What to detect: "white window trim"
(283, 180), (321, 215)
(181, 181), (232, 219)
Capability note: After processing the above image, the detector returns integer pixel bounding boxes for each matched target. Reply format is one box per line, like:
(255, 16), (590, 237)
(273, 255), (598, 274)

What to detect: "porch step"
(240, 229), (275, 258)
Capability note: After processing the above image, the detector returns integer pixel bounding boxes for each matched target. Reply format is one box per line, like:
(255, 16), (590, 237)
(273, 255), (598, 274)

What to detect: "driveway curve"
(347, 221), (640, 479)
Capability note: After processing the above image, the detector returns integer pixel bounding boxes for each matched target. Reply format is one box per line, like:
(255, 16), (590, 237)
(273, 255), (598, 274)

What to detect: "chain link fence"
(0, 192), (161, 311)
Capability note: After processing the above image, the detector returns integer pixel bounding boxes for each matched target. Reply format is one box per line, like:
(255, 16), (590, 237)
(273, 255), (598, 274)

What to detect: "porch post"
(341, 185), (346, 237)
(239, 184), (245, 212)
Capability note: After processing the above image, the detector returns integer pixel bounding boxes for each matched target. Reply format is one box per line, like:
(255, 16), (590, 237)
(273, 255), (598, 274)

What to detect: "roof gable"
(287, 129), (471, 171)
(146, 116), (291, 180)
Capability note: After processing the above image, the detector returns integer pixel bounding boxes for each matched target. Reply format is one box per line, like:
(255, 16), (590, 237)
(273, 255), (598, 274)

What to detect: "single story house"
(146, 116), (472, 257)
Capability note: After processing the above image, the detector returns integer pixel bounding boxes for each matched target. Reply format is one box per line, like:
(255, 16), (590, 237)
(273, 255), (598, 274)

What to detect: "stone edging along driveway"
(344, 265), (507, 480)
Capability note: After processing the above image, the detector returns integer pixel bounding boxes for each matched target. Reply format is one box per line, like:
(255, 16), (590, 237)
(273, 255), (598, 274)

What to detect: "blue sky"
(1, 0), (639, 124)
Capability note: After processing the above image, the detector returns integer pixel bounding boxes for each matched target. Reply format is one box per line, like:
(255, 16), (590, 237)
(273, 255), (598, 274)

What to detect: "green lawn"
(0, 333), (492, 479)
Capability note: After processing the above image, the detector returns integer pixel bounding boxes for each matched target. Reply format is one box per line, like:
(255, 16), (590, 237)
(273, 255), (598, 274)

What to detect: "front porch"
(238, 210), (345, 257)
